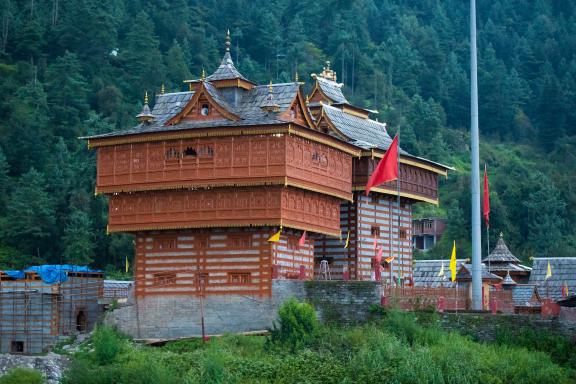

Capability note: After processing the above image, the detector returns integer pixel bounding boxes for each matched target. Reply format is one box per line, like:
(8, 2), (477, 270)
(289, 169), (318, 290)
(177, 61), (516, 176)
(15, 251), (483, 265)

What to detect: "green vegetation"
(0, 368), (44, 384)
(0, 0), (575, 269)
(62, 302), (574, 383)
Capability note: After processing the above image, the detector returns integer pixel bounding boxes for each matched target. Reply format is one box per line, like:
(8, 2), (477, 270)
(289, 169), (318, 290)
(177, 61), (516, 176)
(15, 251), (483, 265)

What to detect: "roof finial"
(306, 94), (310, 105)
(295, 71), (299, 82)
(499, 231), (503, 238)
(136, 90), (154, 124)
(161, 84), (165, 95)
(201, 68), (206, 81)
(268, 80), (273, 94)
(225, 29), (231, 52)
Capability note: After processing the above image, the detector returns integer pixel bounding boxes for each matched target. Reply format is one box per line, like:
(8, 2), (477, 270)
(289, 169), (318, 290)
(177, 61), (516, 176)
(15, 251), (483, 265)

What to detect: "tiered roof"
(483, 234), (531, 275)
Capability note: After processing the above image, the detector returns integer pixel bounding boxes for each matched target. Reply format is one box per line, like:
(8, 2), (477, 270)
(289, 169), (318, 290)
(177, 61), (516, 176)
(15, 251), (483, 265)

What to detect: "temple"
(84, 32), (450, 337)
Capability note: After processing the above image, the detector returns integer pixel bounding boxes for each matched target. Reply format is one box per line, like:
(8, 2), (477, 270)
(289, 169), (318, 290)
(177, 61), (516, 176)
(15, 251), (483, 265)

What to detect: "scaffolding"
(0, 271), (104, 354)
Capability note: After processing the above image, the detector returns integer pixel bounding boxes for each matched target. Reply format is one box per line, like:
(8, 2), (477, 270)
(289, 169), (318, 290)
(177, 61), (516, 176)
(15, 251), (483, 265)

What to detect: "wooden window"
(196, 235), (209, 249)
(287, 238), (299, 250)
(371, 226), (380, 237)
(196, 273), (209, 286)
(399, 229), (407, 239)
(228, 235), (252, 248)
(371, 195), (379, 204)
(153, 272), (176, 286)
(228, 272), (251, 284)
(158, 237), (176, 250)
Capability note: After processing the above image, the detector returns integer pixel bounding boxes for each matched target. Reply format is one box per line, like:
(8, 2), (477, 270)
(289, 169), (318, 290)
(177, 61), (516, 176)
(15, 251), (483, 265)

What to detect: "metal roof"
(413, 259), (466, 288)
(529, 257), (576, 301)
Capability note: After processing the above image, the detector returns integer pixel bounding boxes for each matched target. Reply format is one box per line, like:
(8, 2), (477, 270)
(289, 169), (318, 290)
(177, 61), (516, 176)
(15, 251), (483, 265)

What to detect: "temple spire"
(136, 91), (154, 124)
(226, 29), (231, 52)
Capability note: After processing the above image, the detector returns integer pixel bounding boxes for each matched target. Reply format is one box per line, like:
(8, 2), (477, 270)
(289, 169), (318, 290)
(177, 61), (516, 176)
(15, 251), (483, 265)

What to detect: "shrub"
(0, 368), (44, 384)
(92, 325), (124, 365)
(268, 298), (319, 351)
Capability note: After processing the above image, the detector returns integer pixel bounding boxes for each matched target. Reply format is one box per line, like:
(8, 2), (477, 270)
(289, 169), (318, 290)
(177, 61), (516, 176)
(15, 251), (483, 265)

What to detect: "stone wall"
(105, 280), (382, 339)
(437, 312), (576, 341)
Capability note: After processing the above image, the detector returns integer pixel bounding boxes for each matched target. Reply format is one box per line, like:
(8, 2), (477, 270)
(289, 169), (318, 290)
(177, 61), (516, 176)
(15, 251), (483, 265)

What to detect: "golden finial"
(226, 29), (231, 52)
(161, 84), (165, 95)
(295, 71), (299, 82)
(144, 90), (149, 104)
(268, 80), (273, 94)
(306, 94), (310, 105)
(500, 231), (503, 238)
(201, 68), (206, 81)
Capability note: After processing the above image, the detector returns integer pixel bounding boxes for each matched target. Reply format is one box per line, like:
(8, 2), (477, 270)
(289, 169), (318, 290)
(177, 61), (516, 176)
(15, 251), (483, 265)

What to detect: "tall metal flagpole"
(396, 127), (401, 288)
(470, 0), (482, 310)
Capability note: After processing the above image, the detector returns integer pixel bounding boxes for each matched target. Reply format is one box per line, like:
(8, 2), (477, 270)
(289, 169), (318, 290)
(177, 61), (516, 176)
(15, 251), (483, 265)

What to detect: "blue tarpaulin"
(1, 265), (102, 285)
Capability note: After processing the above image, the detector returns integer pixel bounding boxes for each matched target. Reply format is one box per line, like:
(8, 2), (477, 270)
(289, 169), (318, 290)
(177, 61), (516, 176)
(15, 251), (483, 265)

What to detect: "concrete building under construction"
(0, 265), (103, 354)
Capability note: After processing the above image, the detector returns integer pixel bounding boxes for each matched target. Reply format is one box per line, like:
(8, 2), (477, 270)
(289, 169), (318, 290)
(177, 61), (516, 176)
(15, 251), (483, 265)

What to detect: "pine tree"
(62, 209), (95, 265)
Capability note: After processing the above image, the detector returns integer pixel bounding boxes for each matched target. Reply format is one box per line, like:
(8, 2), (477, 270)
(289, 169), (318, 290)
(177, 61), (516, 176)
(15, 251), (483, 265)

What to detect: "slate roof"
(206, 51), (249, 82)
(150, 91), (194, 123)
(316, 77), (349, 104)
(82, 82), (302, 140)
(502, 271), (517, 285)
(322, 104), (409, 154)
(103, 280), (133, 299)
(456, 263), (503, 282)
(413, 259), (466, 288)
(484, 235), (521, 263)
(512, 284), (541, 307)
(529, 258), (576, 301)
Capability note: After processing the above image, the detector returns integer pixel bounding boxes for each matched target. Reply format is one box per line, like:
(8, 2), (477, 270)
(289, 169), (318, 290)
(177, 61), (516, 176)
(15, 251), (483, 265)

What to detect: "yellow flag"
(344, 230), (350, 248)
(449, 241), (457, 282)
(268, 228), (282, 242)
(125, 255), (129, 274)
(545, 261), (552, 280)
(438, 261), (445, 277)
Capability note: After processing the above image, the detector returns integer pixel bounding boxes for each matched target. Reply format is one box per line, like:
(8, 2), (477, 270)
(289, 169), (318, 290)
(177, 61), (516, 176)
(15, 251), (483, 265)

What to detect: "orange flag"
(365, 135), (399, 195)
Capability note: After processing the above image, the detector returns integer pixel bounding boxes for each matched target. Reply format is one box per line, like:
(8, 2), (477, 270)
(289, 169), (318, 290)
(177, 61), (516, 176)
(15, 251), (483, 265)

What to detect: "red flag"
(365, 135), (399, 195)
(298, 230), (306, 247)
(483, 164), (490, 228)
(376, 246), (383, 264)
(373, 235), (377, 250)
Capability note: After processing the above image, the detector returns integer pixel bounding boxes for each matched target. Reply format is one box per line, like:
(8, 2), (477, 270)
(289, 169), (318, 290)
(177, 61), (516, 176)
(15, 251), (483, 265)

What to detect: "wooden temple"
(84, 32), (450, 299)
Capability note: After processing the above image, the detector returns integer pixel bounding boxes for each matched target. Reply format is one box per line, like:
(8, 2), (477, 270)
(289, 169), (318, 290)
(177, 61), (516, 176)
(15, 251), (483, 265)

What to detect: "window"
(158, 237), (176, 250)
(196, 273), (209, 286)
(287, 238), (299, 250)
(153, 272), (177, 286)
(399, 229), (407, 239)
(200, 104), (210, 116)
(10, 341), (24, 353)
(371, 195), (379, 204)
(228, 272), (251, 284)
(184, 147), (197, 157)
(196, 235), (209, 249)
(371, 226), (380, 237)
(228, 235), (252, 248)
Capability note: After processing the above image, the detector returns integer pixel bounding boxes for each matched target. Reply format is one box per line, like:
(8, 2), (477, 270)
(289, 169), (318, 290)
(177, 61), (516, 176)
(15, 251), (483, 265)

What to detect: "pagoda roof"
(321, 104), (407, 153)
(206, 51), (250, 83)
(82, 82), (304, 141)
(512, 284), (541, 307)
(315, 76), (349, 104)
(502, 271), (517, 285)
(456, 263), (503, 283)
(483, 234), (521, 264)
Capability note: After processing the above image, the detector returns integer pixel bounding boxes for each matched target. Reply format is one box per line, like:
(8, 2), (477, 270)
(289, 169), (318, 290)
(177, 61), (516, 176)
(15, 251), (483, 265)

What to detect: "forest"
(0, 0), (575, 271)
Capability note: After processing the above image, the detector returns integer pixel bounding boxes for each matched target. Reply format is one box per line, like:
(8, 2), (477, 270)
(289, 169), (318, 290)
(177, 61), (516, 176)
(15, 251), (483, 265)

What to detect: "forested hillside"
(0, 0), (574, 270)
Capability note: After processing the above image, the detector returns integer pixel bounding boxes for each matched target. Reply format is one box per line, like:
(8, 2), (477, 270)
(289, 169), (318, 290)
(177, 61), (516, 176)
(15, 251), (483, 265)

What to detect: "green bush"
(268, 298), (319, 351)
(0, 368), (43, 384)
(92, 325), (124, 365)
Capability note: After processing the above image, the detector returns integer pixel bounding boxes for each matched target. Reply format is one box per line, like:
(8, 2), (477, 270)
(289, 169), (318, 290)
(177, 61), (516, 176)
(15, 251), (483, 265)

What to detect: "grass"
(61, 305), (575, 384)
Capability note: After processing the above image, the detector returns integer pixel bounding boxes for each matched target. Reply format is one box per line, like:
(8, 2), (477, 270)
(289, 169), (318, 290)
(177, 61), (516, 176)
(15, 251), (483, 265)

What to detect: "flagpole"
(396, 127), (401, 288)
(470, 0), (483, 310)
